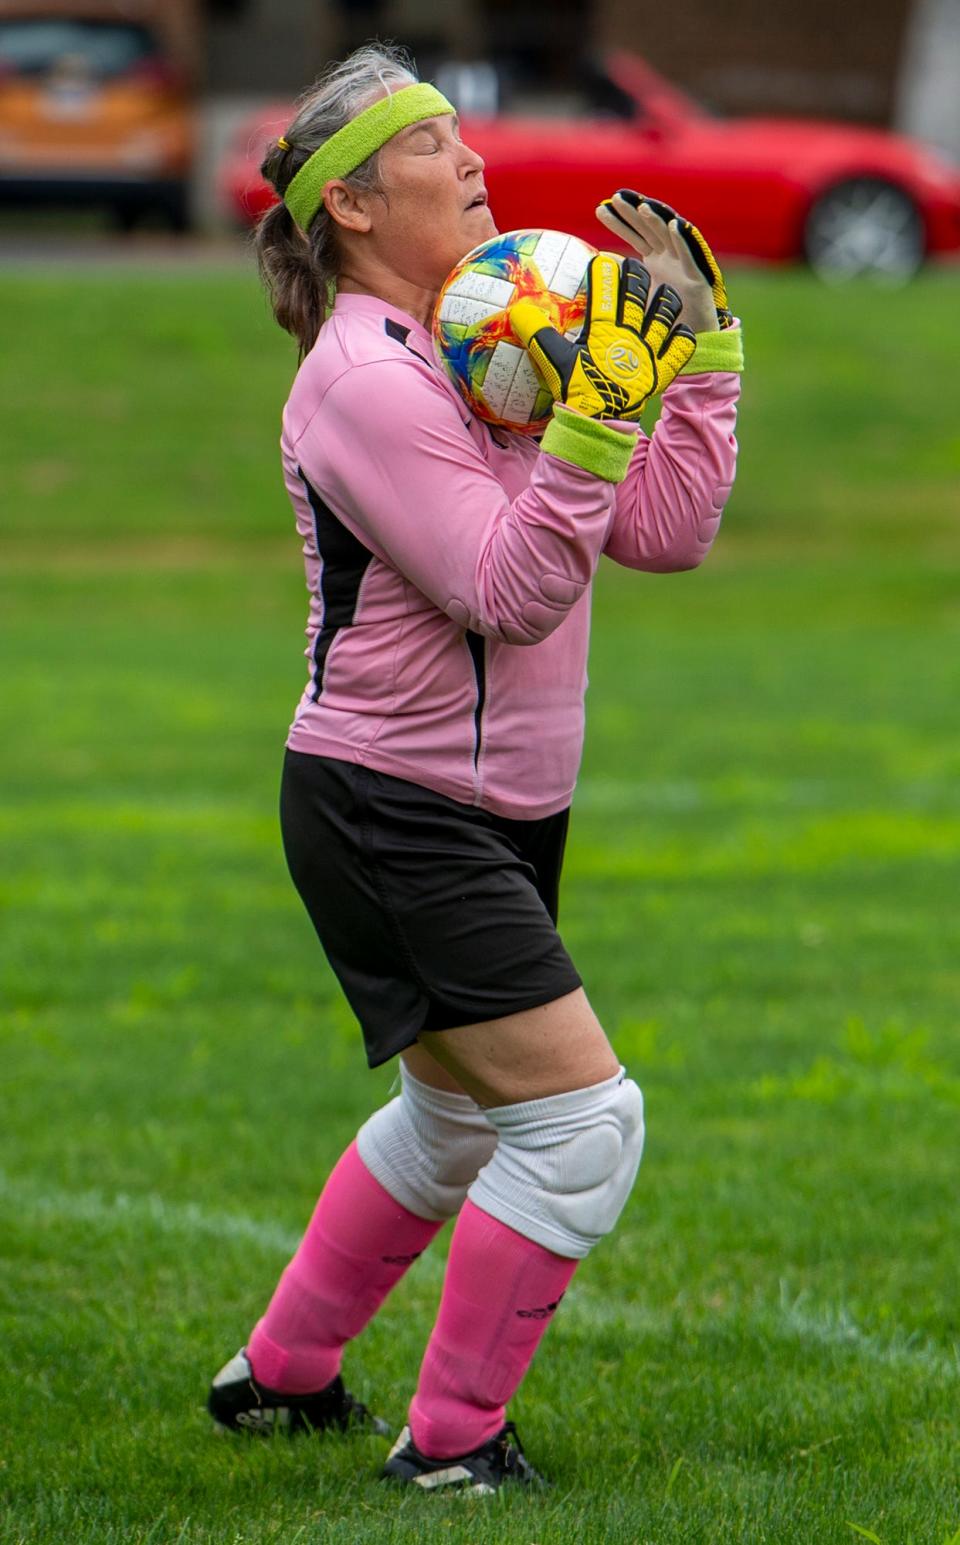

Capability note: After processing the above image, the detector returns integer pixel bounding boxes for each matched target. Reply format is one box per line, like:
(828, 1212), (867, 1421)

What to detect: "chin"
(451, 221), (497, 266)
(430, 213), (499, 289)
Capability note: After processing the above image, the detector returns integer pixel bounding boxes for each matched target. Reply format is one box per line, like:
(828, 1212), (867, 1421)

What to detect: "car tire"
(110, 202), (143, 234)
(804, 177), (925, 282)
(160, 183), (192, 235)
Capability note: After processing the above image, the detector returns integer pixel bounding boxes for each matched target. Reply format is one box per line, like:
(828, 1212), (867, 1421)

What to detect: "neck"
(337, 268), (436, 331)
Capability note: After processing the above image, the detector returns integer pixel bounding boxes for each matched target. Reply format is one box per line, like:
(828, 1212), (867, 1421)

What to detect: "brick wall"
(597, 0), (914, 124)
(200, 0), (916, 126)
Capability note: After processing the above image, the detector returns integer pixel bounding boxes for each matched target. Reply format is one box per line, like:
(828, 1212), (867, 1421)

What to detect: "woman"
(207, 42), (742, 1493)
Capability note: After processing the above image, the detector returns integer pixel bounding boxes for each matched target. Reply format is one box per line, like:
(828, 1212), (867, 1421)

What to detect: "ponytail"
(253, 42), (418, 361)
(255, 199), (329, 361)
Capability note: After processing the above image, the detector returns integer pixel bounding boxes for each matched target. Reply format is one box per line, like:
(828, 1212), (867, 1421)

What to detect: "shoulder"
(307, 304), (440, 394)
(284, 305), (463, 450)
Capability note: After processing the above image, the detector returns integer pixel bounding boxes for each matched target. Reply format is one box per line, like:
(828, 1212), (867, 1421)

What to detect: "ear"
(324, 180), (374, 233)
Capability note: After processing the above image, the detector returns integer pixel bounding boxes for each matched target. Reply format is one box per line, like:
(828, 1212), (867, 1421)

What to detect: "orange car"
(0, 1), (196, 229)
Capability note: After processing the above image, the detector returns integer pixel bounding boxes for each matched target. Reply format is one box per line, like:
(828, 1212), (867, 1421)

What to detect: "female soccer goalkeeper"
(207, 41), (743, 1493)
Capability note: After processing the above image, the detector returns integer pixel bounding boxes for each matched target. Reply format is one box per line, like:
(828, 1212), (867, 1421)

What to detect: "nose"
(460, 139), (484, 175)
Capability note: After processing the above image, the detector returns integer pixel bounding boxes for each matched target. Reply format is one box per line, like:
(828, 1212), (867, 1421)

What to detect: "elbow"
(665, 505), (723, 570)
(500, 601), (572, 645)
(665, 542), (710, 573)
(478, 596), (578, 646)
(510, 570), (588, 641)
(639, 548), (707, 574)
(643, 523), (718, 573)
(458, 569), (589, 645)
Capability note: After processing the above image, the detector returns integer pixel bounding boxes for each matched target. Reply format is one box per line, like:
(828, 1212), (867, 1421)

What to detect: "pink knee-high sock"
(247, 1140), (442, 1394)
(409, 1199), (579, 1458)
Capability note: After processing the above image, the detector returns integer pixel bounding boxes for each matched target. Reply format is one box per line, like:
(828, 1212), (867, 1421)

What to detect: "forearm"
(603, 367), (740, 572)
(300, 363), (638, 646)
(457, 410), (639, 644)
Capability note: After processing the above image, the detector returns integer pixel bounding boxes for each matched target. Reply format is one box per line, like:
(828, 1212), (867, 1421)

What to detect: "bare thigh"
(402, 987), (619, 1109)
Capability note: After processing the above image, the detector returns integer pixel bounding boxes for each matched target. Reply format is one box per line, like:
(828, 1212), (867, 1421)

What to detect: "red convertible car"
(219, 50), (960, 279)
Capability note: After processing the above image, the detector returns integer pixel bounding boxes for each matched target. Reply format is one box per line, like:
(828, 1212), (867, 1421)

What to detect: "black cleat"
(381, 1420), (546, 1494)
(207, 1348), (389, 1437)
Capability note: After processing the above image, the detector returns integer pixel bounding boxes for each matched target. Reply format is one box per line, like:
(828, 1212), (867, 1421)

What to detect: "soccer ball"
(432, 228), (597, 435)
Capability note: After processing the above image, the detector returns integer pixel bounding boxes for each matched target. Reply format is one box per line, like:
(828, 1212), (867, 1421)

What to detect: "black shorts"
(280, 750), (582, 1067)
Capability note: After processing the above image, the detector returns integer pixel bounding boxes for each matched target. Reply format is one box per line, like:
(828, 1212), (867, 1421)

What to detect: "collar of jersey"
(332, 290), (432, 344)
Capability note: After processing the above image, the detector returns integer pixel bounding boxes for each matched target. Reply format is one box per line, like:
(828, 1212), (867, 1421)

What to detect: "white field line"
(2, 1168), (956, 1382)
(0, 1168), (302, 1256)
(775, 1284), (960, 1379)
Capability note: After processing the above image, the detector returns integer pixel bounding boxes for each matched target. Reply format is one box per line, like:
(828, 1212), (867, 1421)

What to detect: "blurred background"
(2, 7), (960, 1543)
(0, 0), (958, 275)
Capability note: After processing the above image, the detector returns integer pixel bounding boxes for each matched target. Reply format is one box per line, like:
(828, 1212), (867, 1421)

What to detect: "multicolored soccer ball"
(432, 229), (597, 435)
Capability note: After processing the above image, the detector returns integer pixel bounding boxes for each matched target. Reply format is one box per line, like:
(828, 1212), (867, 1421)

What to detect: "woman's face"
(367, 112), (497, 289)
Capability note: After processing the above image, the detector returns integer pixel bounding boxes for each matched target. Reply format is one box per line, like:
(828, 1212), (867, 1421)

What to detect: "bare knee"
(400, 1043), (469, 1096)
(417, 988), (619, 1108)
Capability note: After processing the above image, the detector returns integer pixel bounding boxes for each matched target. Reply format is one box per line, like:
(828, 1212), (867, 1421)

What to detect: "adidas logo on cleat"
(234, 1407), (283, 1432)
(381, 1420), (544, 1492)
(407, 1463), (490, 1493)
(207, 1348), (388, 1437)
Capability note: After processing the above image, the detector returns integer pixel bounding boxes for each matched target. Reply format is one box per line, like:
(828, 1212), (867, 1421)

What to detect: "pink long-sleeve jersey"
(282, 291), (739, 820)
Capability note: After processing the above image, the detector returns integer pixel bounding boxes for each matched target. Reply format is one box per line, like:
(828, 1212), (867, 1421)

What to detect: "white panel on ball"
(530, 230), (569, 291)
(482, 341), (525, 418)
(552, 238), (592, 301)
(438, 270), (515, 314)
(502, 352), (542, 425)
(437, 293), (504, 328)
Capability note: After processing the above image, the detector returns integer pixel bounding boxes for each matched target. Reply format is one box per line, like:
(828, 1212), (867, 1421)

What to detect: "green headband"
(283, 82), (456, 233)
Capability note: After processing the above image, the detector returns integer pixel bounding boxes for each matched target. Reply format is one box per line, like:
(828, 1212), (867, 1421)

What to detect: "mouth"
(465, 191), (488, 211)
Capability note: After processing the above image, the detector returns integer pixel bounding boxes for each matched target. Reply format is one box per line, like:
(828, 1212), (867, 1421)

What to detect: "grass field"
(1, 259), (959, 1544)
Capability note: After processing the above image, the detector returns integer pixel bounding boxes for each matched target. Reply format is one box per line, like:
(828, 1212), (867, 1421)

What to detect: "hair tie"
(277, 136), (291, 151)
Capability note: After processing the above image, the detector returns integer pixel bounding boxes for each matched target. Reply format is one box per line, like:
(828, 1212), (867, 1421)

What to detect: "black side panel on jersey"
(300, 471), (373, 702)
(464, 629), (486, 770)
(384, 316), (433, 367)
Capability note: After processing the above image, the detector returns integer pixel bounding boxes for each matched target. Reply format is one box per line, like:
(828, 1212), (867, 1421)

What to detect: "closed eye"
(405, 115), (461, 152)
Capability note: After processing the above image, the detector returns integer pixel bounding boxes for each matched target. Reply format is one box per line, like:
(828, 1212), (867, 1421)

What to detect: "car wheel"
(110, 202), (143, 234)
(804, 177), (925, 282)
(160, 183), (192, 235)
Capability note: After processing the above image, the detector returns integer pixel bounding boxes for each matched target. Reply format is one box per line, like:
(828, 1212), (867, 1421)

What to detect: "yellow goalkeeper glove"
(510, 253), (696, 421)
(600, 190), (734, 330)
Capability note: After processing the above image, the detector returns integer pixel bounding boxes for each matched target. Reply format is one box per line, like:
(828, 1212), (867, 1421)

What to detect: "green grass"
(1, 261), (959, 1544)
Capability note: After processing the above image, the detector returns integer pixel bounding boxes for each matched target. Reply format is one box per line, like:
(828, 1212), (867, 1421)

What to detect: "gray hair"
(255, 42), (419, 358)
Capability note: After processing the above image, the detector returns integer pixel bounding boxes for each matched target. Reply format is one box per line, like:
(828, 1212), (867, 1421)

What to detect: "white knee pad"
(467, 1069), (644, 1259)
(356, 1065), (498, 1222)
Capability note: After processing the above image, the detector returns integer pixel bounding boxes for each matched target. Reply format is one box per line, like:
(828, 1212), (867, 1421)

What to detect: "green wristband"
(678, 326), (744, 376)
(540, 405), (639, 483)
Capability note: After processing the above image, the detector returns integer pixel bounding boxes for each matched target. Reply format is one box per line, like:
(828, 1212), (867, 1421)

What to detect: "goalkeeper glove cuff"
(540, 404), (639, 483)
(678, 326), (744, 376)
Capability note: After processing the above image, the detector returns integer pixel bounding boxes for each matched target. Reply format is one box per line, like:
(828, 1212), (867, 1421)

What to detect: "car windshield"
(0, 19), (154, 80)
(580, 60), (718, 121)
(482, 60), (719, 121)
